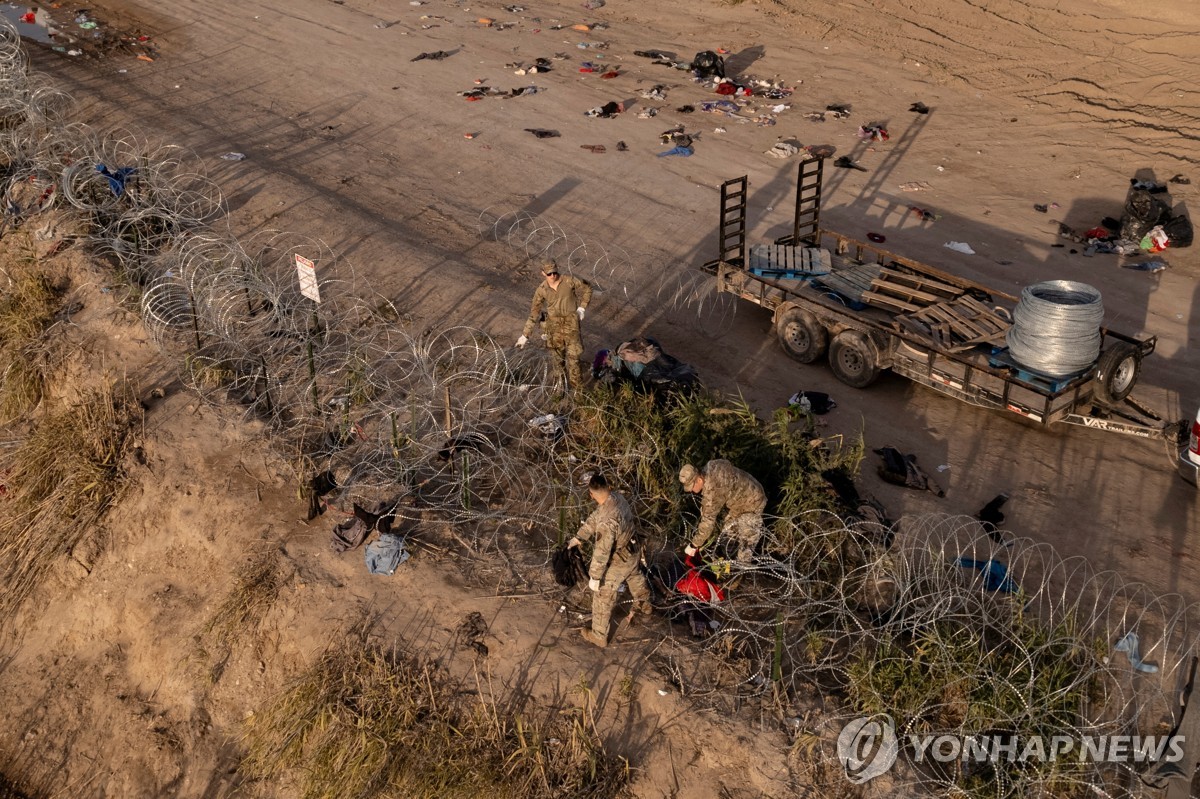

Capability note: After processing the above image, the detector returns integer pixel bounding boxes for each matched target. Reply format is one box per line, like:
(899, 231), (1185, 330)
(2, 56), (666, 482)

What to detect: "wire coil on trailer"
(1005, 280), (1104, 378)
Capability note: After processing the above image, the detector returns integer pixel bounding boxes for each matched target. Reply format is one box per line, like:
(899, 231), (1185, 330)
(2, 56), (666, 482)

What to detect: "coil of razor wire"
(1005, 280), (1104, 378)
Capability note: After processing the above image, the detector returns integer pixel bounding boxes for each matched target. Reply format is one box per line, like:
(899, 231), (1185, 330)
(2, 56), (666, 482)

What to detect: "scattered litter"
(616, 140), (628, 151)
(1169, 174), (1191, 185)
(365, 533), (410, 575)
(657, 688), (669, 696)
(867, 232), (886, 243)
(1033, 203), (1048, 213)
(1110, 631), (1159, 673)
(899, 181), (931, 192)
(935, 165), (945, 172)
(636, 108), (658, 118)
(857, 124), (889, 142)
(584, 101), (623, 118)
(78, 21), (98, 30)
(524, 128), (560, 138)
(463, 133), (476, 139)
(787, 391), (836, 415)
(507, 86), (538, 97)
(770, 103), (790, 114)
(944, 241), (976, 255)
(875, 446), (944, 496)
(528, 413), (566, 440)
(411, 50), (453, 61)
(1140, 225), (1169, 253)
(908, 205), (940, 221)
(658, 145), (693, 157)
(577, 41), (609, 50)
(477, 17), (494, 25)
(676, 104), (695, 113)
(583, 0), (606, 8)
(600, 70), (619, 79)
(833, 156), (866, 171)
(95, 164), (136, 197)
(1123, 261), (1167, 273)
(640, 85), (667, 100)
(219, 152), (246, 161)
(580, 144), (606, 153)
(936, 464), (950, 473)
(374, 20), (398, 28)
(767, 142), (798, 158)
(504, 4), (525, 10)
(634, 49), (674, 60)
(713, 126), (726, 133)
(909, 101), (930, 114)
(136, 53), (153, 62)
(572, 23), (591, 31)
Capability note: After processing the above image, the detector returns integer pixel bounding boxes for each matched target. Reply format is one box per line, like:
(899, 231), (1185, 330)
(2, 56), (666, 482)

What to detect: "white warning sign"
(295, 254), (321, 303)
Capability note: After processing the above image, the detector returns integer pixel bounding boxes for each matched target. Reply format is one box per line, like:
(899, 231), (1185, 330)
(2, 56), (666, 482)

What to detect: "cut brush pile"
(0, 243), (67, 422)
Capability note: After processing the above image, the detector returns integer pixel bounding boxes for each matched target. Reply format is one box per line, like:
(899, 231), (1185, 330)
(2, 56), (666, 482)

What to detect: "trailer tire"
(828, 330), (880, 388)
(1094, 342), (1141, 405)
(776, 307), (828, 364)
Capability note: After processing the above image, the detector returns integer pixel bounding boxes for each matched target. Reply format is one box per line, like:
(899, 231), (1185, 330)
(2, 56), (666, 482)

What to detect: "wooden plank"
(878, 267), (963, 299)
(861, 290), (920, 314)
(870, 279), (941, 305)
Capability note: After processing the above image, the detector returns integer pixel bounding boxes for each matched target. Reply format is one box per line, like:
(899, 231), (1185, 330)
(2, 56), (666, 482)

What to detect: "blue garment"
(95, 164), (137, 197)
(1113, 631), (1159, 673)
(956, 558), (1017, 594)
(657, 146), (693, 157)
(365, 533), (409, 575)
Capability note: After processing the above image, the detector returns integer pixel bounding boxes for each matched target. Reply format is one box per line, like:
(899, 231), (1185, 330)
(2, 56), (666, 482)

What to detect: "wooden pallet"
(815, 262), (883, 304)
(748, 244), (832, 275)
(864, 267), (964, 311)
(894, 295), (1012, 352)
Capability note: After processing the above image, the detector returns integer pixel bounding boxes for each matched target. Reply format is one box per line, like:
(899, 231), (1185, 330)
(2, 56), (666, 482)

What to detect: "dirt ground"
(2, 0), (1199, 795)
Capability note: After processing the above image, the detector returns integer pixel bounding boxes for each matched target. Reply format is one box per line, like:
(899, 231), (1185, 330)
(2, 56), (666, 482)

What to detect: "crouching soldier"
(679, 460), (767, 565)
(570, 473), (652, 648)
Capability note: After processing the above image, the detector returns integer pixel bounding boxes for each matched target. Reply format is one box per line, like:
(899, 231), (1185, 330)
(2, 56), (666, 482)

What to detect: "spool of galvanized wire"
(1005, 280), (1103, 378)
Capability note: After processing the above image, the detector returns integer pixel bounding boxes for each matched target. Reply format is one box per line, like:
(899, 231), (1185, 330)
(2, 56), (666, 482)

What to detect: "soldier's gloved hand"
(684, 545), (698, 557)
(588, 578), (601, 592)
(516, 335), (528, 349)
(568, 537), (581, 549)
(576, 306), (586, 321)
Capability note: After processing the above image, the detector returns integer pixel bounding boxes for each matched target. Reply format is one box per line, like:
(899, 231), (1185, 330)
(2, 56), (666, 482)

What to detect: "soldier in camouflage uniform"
(517, 259), (592, 390)
(679, 460), (767, 564)
(569, 473), (652, 648)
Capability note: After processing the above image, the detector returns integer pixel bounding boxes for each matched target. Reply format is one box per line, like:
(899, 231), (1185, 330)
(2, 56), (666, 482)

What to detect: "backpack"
(691, 50), (725, 79)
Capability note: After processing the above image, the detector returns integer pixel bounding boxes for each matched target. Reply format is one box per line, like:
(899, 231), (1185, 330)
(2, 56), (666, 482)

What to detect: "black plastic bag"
(552, 544), (587, 587)
(1164, 214), (1194, 248)
(691, 50), (725, 79)
(1120, 189), (1172, 241)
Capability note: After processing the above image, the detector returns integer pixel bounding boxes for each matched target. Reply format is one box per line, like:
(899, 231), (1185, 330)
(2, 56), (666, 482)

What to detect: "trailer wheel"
(828, 330), (880, 388)
(1094, 342), (1141, 405)
(776, 307), (828, 364)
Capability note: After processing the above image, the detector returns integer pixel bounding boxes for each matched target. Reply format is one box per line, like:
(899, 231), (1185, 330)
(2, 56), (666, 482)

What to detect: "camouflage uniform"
(522, 275), (592, 389)
(576, 490), (649, 641)
(689, 459), (767, 563)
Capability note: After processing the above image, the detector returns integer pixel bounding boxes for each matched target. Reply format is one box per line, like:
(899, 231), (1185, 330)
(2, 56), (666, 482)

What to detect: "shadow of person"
(724, 45), (765, 78)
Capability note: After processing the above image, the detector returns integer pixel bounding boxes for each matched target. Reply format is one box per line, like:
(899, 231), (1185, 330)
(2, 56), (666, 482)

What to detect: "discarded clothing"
(95, 164), (137, 197)
(857, 124), (889, 142)
(1163, 213), (1193, 248)
(956, 558), (1017, 594)
(833, 156), (866, 171)
(700, 100), (740, 114)
(640, 85), (667, 101)
(365, 533), (410, 575)
(1123, 261), (1167, 273)
(617, 337), (663, 364)
(976, 493), (1009, 546)
(551, 543), (588, 587)
(584, 101), (623, 118)
(524, 128), (560, 138)
(767, 142), (798, 158)
(788, 391), (836, 415)
(909, 101), (930, 114)
(1113, 631), (1159, 673)
(657, 146), (693, 157)
(331, 517), (368, 553)
(944, 241), (975, 255)
(411, 50), (452, 61)
(633, 49), (674, 60)
(874, 446), (944, 496)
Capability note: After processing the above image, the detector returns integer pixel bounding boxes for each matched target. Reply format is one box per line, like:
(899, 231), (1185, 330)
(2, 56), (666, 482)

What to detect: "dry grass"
(197, 547), (289, 683)
(0, 266), (66, 421)
(0, 773), (33, 799)
(241, 626), (631, 799)
(0, 382), (143, 623)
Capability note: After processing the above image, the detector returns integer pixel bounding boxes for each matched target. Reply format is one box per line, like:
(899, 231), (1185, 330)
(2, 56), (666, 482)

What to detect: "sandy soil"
(1, 0), (1199, 795)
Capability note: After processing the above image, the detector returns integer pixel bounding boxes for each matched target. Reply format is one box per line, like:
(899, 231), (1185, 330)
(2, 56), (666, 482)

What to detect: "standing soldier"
(569, 473), (652, 648)
(679, 460), (767, 564)
(517, 259), (592, 390)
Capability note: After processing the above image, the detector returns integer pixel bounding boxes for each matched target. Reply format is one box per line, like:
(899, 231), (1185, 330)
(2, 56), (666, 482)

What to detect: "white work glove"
(588, 578), (601, 592)
(516, 335), (528, 349)
(684, 545), (698, 557)
(576, 306), (586, 321)
(568, 536), (581, 549)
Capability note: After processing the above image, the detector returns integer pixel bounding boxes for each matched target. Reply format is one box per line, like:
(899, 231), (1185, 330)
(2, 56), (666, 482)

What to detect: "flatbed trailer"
(705, 159), (1185, 443)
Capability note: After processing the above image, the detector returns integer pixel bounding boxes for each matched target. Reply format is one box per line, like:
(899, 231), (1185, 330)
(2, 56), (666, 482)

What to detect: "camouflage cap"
(541, 258), (559, 274)
(679, 463), (700, 486)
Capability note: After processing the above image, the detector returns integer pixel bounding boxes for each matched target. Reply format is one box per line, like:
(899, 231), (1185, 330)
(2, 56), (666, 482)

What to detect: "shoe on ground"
(580, 628), (608, 648)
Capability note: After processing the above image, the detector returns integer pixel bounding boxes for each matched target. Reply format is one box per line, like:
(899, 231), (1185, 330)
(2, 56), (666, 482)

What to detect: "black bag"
(331, 517), (368, 553)
(1163, 214), (1194, 248)
(691, 50), (725, 79)
(552, 545), (587, 587)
